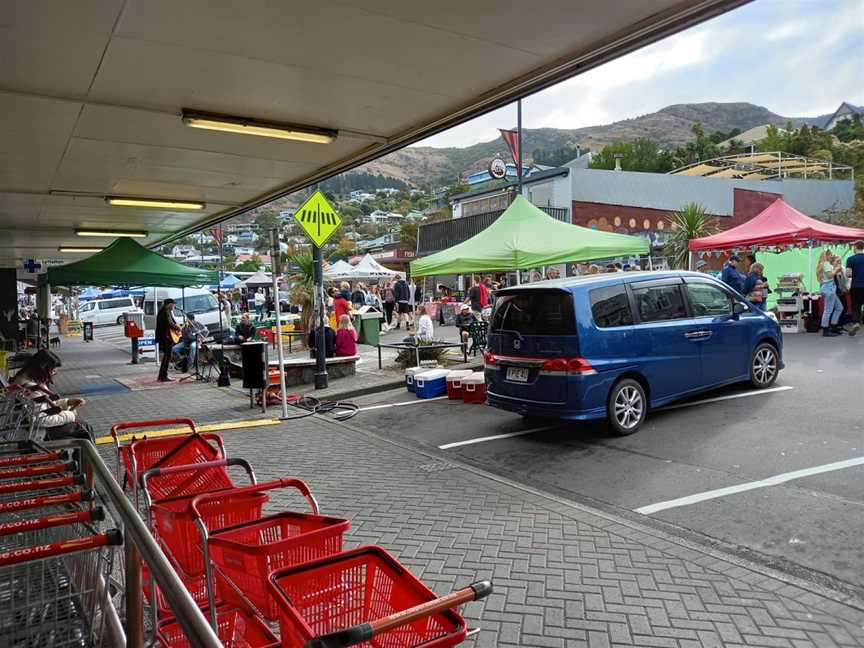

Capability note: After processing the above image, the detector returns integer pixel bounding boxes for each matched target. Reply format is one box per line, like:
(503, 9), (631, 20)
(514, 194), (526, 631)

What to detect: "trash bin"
(82, 321), (94, 342)
(357, 311), (381, 346)
(123, 311), (144, 338)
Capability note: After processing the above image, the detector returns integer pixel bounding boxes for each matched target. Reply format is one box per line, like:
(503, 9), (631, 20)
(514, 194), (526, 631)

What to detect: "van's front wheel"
(607, 378), (646, 436)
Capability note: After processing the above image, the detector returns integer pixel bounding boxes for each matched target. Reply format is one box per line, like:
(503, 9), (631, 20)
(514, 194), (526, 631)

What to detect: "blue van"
(485, 271), (783, 435)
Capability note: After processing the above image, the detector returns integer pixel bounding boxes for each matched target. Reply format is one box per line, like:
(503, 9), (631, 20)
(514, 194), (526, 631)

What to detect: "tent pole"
(648, 255), (653, 270)
(517, 99), (523, 195)
(515, 269), (521, 286)
(808, 241), (813, 292)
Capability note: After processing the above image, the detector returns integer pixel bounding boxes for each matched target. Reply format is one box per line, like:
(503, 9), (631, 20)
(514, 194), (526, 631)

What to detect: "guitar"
(169, 323), (182, 345)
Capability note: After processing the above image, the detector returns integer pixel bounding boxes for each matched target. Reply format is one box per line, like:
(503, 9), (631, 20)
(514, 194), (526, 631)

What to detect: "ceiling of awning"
(0, 0), (748, 268)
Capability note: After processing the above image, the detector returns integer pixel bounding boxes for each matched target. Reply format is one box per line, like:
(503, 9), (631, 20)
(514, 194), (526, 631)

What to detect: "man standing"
(155, 299), (179, 382)
(720, 255), (745, 294)
(393, 274), (411, 330)
(467, 276), (483, 316)
(845, 240), (864, 335)
(254, 288), (265, 318)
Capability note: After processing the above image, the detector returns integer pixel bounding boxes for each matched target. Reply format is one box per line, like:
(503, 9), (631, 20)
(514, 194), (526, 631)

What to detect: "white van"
(79, 296), (139, 326)
(142, 287), (230, 340)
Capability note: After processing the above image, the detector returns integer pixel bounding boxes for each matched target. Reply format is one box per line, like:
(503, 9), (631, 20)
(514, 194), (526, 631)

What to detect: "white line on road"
(358, 396), (448, 412)
(656, 385), (793, 411)
(439, 426), (559, 450)
(635, 455), (864, 515)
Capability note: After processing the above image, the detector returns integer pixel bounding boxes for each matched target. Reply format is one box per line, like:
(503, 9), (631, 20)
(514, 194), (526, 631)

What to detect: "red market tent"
(689, 198), (864, 251)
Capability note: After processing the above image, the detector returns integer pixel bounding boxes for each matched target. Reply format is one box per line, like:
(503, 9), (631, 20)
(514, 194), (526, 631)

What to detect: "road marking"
(359, 396), (448, 412)
(635, 455), (864, 515)
(439, 426), (559, 450)
(656, 385), (793, 411)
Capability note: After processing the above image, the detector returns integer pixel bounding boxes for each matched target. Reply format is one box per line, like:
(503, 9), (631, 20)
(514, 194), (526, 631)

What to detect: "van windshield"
(176, 294), (218, 314)
(490, 290), (576, 336)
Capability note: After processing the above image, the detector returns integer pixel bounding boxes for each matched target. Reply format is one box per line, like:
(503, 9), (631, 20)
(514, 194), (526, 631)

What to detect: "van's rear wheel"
(750, 343), (778, 388)
(607, 378), (646, 436)
(116, 316), (124, 325)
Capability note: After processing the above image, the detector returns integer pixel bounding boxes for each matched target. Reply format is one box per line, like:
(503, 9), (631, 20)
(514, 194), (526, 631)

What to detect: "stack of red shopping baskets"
(117, 417), (493, 647)
(0, 440), (124, 646)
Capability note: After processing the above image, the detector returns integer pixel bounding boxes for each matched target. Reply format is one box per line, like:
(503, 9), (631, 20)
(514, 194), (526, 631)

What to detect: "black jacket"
(307, 327), (336, 358)
(394, 280), (410, 303)
(155, 308), (175, 345)
(234, 321), (256, 341)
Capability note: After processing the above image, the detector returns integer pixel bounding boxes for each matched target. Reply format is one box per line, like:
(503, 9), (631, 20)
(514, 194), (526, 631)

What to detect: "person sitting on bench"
(228, 313), (256, 344)
(454, 303), (476, 345)
(307, 314), (336, 358)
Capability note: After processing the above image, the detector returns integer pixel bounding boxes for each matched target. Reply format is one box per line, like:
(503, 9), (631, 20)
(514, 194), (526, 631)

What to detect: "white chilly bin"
(446, 370), (475, 400)
(414, 369), (451, 399)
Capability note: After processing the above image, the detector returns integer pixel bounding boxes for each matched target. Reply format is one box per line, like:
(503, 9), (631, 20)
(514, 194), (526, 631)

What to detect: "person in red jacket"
(335, 314), (358, 357)
(333, 282), (352, 321)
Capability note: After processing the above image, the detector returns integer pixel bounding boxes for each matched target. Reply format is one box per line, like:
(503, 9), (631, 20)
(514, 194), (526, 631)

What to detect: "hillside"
(356, 102), (836, 186)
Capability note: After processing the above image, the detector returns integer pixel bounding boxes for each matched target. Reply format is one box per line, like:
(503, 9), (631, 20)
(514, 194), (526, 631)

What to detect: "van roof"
(144, 286), (213, 297)
(497, 270), (707, 293)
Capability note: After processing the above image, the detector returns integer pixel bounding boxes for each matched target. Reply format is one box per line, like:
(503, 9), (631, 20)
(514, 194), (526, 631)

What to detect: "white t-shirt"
(254, 292), (265, 306)
(416, 314), (434, 341)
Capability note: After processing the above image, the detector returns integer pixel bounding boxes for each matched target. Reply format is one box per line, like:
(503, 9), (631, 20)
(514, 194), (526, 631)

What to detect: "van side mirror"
(732, 302), (747, 317)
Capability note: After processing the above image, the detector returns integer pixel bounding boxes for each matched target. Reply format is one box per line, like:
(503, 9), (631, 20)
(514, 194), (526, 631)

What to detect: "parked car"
(485, 271), (783, 435)
(142, 287), (230, 340)
(78, 296), (139, 326)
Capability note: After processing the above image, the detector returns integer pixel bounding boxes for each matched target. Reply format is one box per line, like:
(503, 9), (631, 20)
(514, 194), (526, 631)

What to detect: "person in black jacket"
(307, 314), (336, 358)
(393, 274), (411, 330)
(229, 313), (257, 344)
(155, 299), (179, 382)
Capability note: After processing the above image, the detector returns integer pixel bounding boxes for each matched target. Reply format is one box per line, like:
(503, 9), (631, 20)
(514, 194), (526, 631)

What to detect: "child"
(335, 314), (358, 357)
(404, 305), (434, 345)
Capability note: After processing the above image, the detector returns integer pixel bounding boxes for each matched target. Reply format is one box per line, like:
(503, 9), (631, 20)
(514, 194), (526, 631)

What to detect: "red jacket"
(333, 296), (351, 320)
(335, 328), (358, 357)
(478, 283), (489, 307)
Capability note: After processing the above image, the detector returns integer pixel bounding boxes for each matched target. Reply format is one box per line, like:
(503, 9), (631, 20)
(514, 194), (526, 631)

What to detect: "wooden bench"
(268, 355), (360, 387)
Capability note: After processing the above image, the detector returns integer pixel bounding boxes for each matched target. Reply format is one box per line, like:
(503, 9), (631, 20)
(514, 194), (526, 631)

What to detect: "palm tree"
(664, 202), (719, 269)
(287, 251), (316, 342)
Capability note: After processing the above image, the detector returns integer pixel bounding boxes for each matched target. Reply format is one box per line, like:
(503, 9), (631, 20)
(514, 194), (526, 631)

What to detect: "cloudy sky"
(416, 0), (864, 148)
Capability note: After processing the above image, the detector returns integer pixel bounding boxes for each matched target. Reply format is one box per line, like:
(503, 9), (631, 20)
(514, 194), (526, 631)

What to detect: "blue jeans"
(820, 283), (843, 328)
(172, 340), (197, 365)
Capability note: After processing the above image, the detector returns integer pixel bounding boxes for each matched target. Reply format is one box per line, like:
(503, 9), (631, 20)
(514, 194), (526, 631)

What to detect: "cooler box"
(415, 369), (450, 399)
(462, 373), (487, 403)
(404, 366), (426, 393)
(446, 370), (475, 400)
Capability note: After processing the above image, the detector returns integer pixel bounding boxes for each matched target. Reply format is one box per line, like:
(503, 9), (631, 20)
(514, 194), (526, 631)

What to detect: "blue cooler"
(414, 369), (450, 399)
(405, 366), (427, 393)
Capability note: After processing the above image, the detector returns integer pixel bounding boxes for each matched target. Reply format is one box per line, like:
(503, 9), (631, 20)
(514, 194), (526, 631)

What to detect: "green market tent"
(410, 196), (649, 276)
(46, 238), (218, 287)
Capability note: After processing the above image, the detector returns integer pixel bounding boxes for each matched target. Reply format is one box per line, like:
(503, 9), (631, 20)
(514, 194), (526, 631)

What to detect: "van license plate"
(506, 367), (530, 382)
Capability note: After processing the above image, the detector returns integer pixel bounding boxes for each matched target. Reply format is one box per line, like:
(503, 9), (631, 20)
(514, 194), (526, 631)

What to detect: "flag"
(499, 129), (521, 167)
(209, 227), (222, 248)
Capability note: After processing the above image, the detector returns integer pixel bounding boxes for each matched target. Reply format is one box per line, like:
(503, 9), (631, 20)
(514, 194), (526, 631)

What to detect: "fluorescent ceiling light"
(106, 197), (205, 210)
(76, 229), (148, 238)
(182, 110), (337, 144)
(59, 246), (103, 253)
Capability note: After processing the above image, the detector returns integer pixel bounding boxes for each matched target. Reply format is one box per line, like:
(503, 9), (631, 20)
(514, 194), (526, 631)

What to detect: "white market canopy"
(352, 254), (398, 280)
(0, 1), (744, 268)
(323, 259), (355, 280)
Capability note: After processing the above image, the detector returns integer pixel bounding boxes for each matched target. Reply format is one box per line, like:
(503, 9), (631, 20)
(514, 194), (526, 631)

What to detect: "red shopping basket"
(196, 478), (344, 620)
(269, 546), (492, 648)
(111, 417), (198, 486)
(135, 435), (231, 501)
(157, 604), (278, 648)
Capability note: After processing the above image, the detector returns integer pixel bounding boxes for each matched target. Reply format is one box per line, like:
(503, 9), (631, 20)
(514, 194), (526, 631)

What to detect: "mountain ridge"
(356, 102), (837, 186)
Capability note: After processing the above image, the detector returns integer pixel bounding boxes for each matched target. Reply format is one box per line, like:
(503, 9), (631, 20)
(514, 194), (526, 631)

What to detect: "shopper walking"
(845, 240), (864, 335)
(393, 274), (411, 330)
(818, 251), (844, 337)
(382, 282), (396, 328)
(720, 255), (745, 294)
(743, 262), (771, 312)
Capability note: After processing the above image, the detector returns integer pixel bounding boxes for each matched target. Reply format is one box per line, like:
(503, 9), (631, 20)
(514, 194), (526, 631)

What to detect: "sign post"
(293, 190), (343, 391)
(270, 228), (289, 417)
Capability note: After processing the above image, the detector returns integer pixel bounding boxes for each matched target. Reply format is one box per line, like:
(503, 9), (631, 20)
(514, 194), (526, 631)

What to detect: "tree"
(286, 251), (316, 342)
(235, 255), (262, 272)
(663, 203), (719, 270)
(589, 139), (675, 173)
(831, 114), (864, 143)
(399, 220), (419, 252)
(253, 211), (280, 252)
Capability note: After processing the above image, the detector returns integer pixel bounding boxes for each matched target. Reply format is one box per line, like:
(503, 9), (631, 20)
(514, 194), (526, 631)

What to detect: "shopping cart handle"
(189, 476), (319, 524)
(304, 580), (493, 648)
(144, 458), (229, 479)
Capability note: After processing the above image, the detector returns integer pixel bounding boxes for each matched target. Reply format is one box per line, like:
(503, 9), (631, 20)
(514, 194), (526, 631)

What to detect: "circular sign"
(488, 157), (507, 179)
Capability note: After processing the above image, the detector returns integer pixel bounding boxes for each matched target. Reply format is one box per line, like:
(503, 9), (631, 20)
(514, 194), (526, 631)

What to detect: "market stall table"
(377, 341), (467, 369)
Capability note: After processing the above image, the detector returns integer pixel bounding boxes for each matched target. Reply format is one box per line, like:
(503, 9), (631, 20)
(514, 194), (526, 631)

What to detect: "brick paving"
(52, 335), (864, 646)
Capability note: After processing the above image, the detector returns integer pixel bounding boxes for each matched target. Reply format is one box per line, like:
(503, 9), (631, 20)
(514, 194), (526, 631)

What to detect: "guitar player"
(155, 298), (182, 383)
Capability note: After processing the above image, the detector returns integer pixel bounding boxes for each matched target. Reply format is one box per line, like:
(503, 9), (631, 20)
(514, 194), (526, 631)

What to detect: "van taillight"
(484, 352), (497, 366)
(542, 357), (595, 375)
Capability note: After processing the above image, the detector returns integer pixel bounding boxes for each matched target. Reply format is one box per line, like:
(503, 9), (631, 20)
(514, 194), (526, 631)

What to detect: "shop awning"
(45, 238), (217, 287)
(410, 196), (649, 276)
(690, 198), (864, 250)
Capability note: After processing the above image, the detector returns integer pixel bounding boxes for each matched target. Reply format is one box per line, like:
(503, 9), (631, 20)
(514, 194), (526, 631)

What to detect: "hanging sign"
(293, 190), (342, 248)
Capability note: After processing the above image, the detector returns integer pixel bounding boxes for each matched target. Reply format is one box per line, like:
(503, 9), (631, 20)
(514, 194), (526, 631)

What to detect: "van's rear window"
(490, 290), (576, 336)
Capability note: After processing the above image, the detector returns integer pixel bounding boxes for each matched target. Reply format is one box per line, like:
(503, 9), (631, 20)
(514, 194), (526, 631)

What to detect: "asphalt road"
(349, 332), (864, 592)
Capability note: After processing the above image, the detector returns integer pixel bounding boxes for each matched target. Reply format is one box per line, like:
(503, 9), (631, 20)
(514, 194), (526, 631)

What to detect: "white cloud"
(416, 0), (864, 149)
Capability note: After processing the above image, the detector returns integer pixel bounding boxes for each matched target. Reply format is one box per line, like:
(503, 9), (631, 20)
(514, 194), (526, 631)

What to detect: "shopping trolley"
(156, 603), (279, 648)
(0, 387), (40, 442)
(190, 477), (342, 621)
(269, 546), (493, 648)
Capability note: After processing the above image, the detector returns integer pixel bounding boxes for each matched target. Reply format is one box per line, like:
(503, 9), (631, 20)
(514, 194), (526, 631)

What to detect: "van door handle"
(684, 331), (703, 339)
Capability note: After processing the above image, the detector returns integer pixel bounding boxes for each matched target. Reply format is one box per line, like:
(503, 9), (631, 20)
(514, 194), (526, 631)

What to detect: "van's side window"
(144, 302), (154, 316)
(632, 284), (687, 322)
(590, 285), (633, 328)
(685, 282), (733, 316)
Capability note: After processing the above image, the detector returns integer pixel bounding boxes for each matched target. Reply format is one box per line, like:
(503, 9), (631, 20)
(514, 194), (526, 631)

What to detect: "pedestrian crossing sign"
(294, 190), (342, 248)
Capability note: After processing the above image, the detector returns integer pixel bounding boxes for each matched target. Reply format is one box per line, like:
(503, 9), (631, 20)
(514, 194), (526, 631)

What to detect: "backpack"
(384, 288), (395, 303)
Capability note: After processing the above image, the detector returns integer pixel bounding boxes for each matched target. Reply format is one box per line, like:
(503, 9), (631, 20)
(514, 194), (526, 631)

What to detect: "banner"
(209, 227), (223, 248)
(499, 129), (520, 166)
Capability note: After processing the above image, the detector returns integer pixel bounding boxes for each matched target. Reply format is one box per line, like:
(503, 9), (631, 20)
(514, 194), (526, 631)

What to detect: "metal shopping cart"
(269, 546), (493, 648)
(0, 387), (41, 443)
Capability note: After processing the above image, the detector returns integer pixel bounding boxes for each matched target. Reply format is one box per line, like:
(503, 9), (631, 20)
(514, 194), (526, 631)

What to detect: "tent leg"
(687, 251), (694, 271)
(647, 255), (653, 270)
(515, 270), (521, 286)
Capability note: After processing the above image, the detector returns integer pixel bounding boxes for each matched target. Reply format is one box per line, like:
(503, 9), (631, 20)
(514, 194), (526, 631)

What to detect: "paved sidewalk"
(49, 336), (864, 646)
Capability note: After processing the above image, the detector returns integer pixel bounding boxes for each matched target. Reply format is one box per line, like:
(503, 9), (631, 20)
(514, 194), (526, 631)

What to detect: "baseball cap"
(729, 254), (741, 261)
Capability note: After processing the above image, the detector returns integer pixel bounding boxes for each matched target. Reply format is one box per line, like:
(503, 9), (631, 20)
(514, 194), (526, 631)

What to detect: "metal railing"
(417, 205), (571, 256)
(45, 439), (222, 648)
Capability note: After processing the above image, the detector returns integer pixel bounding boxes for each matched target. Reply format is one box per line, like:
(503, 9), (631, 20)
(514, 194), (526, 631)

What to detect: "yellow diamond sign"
(294, 190), (342, 248)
